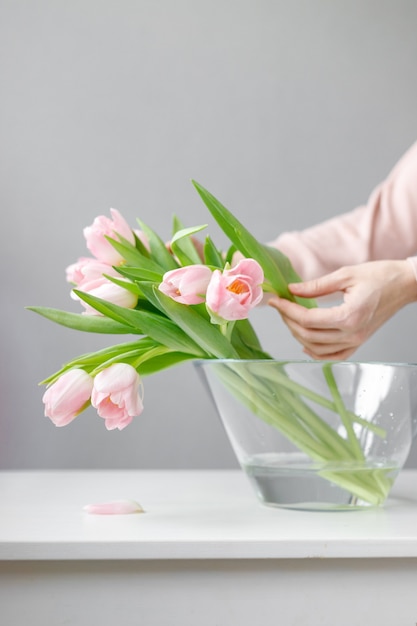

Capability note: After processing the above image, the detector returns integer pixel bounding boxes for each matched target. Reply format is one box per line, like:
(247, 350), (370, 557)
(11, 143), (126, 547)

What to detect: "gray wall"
(2, 0), (417, 470)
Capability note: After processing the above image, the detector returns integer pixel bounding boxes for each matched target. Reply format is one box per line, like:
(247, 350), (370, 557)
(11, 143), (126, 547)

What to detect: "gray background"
(2, 0), (417, 470)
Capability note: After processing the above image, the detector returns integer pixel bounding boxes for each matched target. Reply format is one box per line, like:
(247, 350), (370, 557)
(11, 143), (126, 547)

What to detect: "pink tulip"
(42, 369), (94, 427)
(83, 208), (134, 265)
(91, 363), (144, 430)
(66, 257), (90, 285)
(71, 277), (138, 315)
(159, 265), (213, 304)
(206, 258), (264, 321)
(66, 257), (119, 287)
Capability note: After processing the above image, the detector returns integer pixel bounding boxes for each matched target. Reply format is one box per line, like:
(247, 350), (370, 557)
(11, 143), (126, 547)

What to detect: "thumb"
(289, 270), (346, 299)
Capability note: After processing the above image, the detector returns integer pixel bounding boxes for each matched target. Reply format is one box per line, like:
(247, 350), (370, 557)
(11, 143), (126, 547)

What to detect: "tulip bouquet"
(30, 181), (315, 430)
(29, 181), (392, 506)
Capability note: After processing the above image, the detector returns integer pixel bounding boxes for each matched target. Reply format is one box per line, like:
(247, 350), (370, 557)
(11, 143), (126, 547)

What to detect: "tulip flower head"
(159, 265), (213, 304)
(91, 363), (144, 431)
(83, 208), (135, 265)
(66, 257), (120, 287)
(42, 369), (94, 427)
(206, 259), (264, 322)
(71, 277), (138, 315)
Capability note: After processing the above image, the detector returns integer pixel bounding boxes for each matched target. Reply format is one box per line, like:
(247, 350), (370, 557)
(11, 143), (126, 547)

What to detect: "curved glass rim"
(194, 359), (417, 368)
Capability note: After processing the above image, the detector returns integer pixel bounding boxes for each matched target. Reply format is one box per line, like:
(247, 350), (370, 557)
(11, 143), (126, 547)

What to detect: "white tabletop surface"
(1, 469), (417, 561)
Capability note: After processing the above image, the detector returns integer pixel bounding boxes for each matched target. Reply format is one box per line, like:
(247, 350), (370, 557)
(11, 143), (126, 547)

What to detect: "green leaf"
(135, 295), (164, 316)
(72, 289), (206, 356)
(129, 309), (207, 356)
(133, 230), (152, 257)
(151, 287), (239, 359)
(137, 219), (178, 271)
(170, 223), (208, 266)
(72, 290), (146, 329)
(192, 180), (316, 309)
(136, 281), (170, 315)
(115, 266), (163, 283)
(203, 235), (224, 268)
(231, 319), (271, 359)
(138, 352), (194, 376)
(172, 214), (183, 235)
(265, 246), (316, 308)
(104, 233), (149, 266)
(27, 306), (140, 334)
(103, 274), (142, 295)
(225, 244), (237, 265)
(106, 234), (166, 273)
(39, 338), (159, 385)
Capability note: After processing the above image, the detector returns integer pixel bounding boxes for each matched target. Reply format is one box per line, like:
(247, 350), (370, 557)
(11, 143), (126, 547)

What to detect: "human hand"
(268, 260), (417, 360)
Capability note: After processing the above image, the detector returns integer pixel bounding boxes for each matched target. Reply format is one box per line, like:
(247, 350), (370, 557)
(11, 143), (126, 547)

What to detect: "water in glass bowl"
(243, 452), (399, 510)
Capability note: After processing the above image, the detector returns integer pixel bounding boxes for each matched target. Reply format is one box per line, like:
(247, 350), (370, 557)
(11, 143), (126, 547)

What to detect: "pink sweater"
(271, 141), (417, 282)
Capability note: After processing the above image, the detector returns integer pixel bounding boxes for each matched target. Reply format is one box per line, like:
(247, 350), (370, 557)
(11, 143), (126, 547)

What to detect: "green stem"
(220, 321), (235, 341)
(277, 386), (357, 461)
(218, 364), (349, 460)
(322, 363), (364, 461)
(239, 361), (369, 461)
(209, 361), (392, 505)
(253, 364), (386, 438)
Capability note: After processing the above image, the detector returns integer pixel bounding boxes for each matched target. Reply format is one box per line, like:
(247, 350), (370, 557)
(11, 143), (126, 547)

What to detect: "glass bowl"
(195, 360), (417, 510)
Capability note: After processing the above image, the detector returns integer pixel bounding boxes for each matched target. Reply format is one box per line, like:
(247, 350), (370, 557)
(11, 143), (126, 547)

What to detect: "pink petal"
(83, 500), (144, 515)
(228, 258), (264, 283)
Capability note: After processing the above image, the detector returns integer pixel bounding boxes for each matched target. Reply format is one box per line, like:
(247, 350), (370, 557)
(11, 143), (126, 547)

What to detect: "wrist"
(398, 259), (417, 305)
(406, 256), (417, 283)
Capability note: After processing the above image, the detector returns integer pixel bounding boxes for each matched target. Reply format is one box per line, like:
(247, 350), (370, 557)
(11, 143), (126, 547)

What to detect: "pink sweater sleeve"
(270, 141), (417, 281)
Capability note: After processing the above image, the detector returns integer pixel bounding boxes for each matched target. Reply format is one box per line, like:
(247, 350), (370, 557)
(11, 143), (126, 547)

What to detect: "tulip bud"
(91, 363), (144, 430)
(43, 369), (93, 427)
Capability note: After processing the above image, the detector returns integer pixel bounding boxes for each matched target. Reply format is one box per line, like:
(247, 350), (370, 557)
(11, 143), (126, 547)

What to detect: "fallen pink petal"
(83, 500), (145, 515)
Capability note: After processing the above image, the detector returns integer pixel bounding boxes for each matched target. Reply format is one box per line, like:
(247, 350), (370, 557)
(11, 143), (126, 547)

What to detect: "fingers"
(269, 296), (361, 360)
(279, 313), (357, 357)
(269, 295), (345, 330)
(302, 345), (358, 361)
(288, 270), (348, 299)
(269, 262), (413, 360)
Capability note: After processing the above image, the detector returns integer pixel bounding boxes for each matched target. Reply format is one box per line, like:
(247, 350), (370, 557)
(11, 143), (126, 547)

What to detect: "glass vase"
(195, 360), (417, 510)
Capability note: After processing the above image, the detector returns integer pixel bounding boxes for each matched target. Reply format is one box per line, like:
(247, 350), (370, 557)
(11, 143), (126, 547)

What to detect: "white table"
(1, 469), (417, 626)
